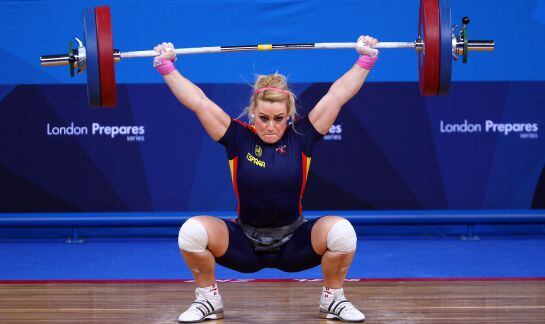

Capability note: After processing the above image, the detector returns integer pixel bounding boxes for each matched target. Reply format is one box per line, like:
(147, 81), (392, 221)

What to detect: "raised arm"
(154, 43), (231, 141)
(308, 36), (379, 135)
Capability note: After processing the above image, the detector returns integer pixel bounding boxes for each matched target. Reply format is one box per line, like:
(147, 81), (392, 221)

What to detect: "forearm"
(163, 70), (208, 112)
(327, 64), (369, 105)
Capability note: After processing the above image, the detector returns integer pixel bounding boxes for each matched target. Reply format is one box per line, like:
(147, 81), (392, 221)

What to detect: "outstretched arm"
(155, 43), (231, 141)
(308, 36), (378, 135)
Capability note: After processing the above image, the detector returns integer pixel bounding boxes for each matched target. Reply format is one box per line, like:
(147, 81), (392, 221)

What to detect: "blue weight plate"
(83, 8), (101, 107)
(438, 0), (452, 95)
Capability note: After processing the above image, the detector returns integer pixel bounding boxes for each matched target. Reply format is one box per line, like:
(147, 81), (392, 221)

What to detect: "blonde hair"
(242, 73), (297, 123)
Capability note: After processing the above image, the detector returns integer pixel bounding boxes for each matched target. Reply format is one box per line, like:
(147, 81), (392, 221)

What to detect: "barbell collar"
(40, 54), (72, 67)
(113, 49), (121, 62)
(40, 49), (122, 67)
(456, 40), (494, 54)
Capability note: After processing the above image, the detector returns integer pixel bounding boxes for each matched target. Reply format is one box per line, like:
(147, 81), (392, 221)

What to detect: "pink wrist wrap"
(155, 58), (176, 76)
(356, 55), (378, 71)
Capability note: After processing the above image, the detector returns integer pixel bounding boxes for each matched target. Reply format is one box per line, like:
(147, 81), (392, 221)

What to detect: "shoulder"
(218, 118), (256, 147)
(288, 115), (324, 154)
(291, 116), (321, 136)
(231, 118), (257, 134)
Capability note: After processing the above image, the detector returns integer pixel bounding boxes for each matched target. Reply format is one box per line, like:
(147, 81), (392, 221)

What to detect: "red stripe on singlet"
(232, 119), (256, 134)
(299, 153), (309, 215)
(232, 157), (240, 215)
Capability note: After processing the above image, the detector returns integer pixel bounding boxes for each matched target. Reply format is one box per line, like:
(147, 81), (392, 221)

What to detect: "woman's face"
(252, 99), (289, 144)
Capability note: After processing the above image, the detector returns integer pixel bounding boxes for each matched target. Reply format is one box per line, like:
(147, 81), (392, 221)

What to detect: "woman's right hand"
(153, 42), (177, 75)
(153, 42), (177, 67)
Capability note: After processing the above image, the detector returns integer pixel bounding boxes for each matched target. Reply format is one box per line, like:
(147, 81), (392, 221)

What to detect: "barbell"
(40, 0), (494, 108)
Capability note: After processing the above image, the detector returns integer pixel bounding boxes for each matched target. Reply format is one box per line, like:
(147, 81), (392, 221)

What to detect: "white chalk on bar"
(120, 41), (415, 59)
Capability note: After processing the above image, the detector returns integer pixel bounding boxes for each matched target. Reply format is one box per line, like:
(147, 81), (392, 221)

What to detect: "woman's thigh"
(214, 219), (265, 273)
(275, 218), (323, 273)
(188, 215), (229, 257)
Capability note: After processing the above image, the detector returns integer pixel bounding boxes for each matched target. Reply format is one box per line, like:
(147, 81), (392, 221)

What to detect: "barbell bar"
(40, 0), (494, 107)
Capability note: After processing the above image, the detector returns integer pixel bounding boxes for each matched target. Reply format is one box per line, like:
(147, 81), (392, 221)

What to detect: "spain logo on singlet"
(255, 145), (262, 157)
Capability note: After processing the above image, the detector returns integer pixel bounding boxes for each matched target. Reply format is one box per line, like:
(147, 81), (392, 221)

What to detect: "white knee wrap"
(178, 218), (208, 253)
(326, 219), (357, 254)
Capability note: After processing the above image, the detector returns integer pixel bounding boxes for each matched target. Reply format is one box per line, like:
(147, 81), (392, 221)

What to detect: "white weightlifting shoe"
(178, 285), (224, 323)
(319, 288), (365, 322)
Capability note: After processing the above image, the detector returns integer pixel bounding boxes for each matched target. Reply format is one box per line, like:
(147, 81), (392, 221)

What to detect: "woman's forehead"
(255, 100), (288, 115)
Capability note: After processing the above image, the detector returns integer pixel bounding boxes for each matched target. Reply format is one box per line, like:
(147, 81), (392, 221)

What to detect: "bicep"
(308, 93), (344, 135)
(309, 64), (368, 134)
(194, 99), (231, 141)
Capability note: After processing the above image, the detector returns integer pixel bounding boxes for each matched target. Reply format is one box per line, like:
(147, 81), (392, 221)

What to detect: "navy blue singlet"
(218, 116), (323, 227)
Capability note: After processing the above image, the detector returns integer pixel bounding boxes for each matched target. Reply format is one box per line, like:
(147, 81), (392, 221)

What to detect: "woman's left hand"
(153, 42), (177, 68)
(356, 35), (379, 57)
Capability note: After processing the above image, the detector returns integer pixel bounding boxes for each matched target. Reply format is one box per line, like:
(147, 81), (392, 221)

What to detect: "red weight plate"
(95, 6), (116, 107)
(418, 0), (440, 95)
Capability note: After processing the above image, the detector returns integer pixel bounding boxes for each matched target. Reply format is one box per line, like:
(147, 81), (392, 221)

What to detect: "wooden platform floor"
(1, 280), (545, 323)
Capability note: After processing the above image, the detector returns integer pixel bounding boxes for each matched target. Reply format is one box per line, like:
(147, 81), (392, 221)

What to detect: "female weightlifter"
(153, 35), (378, 323)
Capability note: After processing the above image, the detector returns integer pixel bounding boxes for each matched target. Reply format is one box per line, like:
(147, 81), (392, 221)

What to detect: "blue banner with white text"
(1, 82), (544, 212)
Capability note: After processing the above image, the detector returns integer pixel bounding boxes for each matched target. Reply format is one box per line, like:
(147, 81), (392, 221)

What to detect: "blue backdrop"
(1, 1), (545, 213)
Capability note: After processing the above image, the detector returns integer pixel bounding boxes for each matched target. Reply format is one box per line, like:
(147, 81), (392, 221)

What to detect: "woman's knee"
(178, 216), (228, 256)
(312, 216), (357, 255)
(327, 218), (357, 254)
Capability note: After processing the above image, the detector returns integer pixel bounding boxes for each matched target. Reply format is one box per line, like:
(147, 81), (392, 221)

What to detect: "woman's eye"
(259, 116), (268, 122)
(274, 117), (284, 122)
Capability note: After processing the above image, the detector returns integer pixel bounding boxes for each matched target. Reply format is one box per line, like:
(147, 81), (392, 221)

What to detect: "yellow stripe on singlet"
(228, 159), (235, 183)
(305, 157), (312, 178)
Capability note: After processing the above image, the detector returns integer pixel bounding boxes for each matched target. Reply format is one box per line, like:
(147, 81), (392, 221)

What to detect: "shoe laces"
(338, 298), (359, 314)
(329, 295), (360, 316)
(192, 288), (220, 308)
